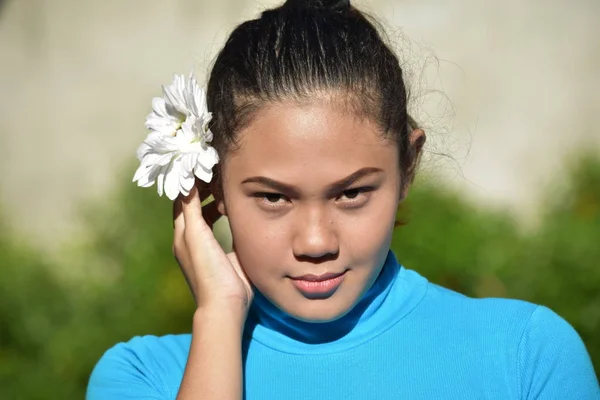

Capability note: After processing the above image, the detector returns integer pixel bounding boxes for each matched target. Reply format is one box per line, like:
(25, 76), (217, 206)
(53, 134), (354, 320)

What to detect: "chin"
(284, 297), (356, 323)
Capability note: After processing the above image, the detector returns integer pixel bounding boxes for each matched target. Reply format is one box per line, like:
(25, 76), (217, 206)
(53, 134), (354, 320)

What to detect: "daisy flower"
(133, 73), (218, 200)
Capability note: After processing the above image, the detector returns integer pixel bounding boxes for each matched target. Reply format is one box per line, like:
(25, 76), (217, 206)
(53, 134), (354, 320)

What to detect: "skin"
(216, 100), (422, 322)
(174, 99), (424, 399)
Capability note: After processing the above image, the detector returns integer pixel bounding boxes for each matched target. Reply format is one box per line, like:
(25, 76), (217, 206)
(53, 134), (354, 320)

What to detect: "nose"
(292, 206), (339, 260)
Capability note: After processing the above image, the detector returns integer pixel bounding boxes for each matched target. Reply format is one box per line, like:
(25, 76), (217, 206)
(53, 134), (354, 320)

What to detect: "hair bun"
(284, 0), (351, 11)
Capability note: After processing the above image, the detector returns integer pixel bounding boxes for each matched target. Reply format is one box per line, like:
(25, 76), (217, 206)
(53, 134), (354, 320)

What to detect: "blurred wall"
(0, 0), (599, 252)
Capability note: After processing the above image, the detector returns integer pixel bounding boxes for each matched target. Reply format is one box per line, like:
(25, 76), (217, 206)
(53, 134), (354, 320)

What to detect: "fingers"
(181, 184), (221, 271)
(173, 197), (190, 266)
(173, 197), (195, 298)
(173, 196), (184, 228)
(173, 184), (220, 261)
(173, 197), (187, 258)
(182, 184), (203, 221)
(173, 181), (225, 304)
(181, 184), (222, 229)
(173, 181), (218, 226)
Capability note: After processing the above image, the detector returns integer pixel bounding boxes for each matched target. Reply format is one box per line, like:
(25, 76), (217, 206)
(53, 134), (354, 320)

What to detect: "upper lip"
(291, 271), (346, 282)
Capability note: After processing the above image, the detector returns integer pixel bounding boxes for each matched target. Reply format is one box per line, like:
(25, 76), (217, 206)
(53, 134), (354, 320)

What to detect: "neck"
(245, 252), (399, 345)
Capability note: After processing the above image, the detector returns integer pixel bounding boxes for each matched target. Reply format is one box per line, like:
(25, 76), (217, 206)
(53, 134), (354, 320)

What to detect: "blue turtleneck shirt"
(87, 252), (599, 399)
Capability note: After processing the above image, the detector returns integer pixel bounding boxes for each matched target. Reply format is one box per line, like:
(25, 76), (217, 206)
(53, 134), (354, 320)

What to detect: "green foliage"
(393, 182), (521, 297)
(512, 154), (600, 364)
(1, 156), (599, 398)
(0, 175), (196, 399)
(0, 220), (76, 398)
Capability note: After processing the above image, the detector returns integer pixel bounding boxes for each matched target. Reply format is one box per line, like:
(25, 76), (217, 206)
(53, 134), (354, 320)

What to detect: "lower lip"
(291, 272), (346, 297)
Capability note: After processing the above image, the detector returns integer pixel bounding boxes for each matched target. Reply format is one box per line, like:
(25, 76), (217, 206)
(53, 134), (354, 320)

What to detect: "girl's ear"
(216, 199), (227, 216)
(210, 173), (227, 216)
(399, 128), (426, 201)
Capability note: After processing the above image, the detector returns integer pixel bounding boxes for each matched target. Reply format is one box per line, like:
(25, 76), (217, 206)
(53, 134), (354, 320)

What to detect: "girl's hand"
(173, 181), (253, 315)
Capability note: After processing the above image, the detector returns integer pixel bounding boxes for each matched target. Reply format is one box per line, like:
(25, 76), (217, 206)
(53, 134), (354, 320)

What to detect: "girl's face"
(217, 101), (403, 322)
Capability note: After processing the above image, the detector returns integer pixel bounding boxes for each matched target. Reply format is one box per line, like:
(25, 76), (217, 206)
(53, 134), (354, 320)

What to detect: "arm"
(87, 307), (247, 400)
(518, 305), (600, 399)
(176, 306), (246, 400)
(173, 184), (253, 399)
(87, 185), (251, 399)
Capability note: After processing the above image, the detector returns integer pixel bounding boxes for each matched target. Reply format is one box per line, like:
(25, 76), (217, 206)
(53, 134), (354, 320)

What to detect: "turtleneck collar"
(243, 251), (427, 355)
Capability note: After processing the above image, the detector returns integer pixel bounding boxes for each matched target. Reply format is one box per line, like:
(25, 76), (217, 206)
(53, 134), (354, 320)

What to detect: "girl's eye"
(336, 187), (374, 206)
(342, 189), (360, 199)
(264, 193), (284, 203)
(253, 192), (289, 209)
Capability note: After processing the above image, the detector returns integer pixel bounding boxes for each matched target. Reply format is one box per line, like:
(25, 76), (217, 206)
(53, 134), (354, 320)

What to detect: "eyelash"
(336, 187), (375, 207)
(252, 187), (374, 210)
(251, 193), (288, 210)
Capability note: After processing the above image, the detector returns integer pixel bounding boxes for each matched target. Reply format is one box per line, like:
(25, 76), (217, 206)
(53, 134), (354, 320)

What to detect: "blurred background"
(0, 0), (599, 397)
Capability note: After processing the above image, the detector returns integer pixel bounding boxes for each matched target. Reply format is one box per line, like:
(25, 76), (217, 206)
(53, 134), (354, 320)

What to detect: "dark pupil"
(265, 194), (281, 202)
(344, 189), (359, 199)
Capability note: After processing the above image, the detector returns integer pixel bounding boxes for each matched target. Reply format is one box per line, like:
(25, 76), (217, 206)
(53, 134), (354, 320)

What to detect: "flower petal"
(136, 142), (151, 161)
(204, 126), (214, 143)
(145, 115), (180, 136)
(135, 73), (218, 199)
(180, 169), (195, 193)
(198, 146), (219, 169)
(133, 163), (150, 183)
(156, 168), (166, 197)
(194, 86), (208, 117)
(179, 117), (197, 142)
(164, 157), (183, 200)
(151, 97), (169, 117)
(194, 164), (213, 183)
(163, 75), (188, 116)
(181, 153), (197, 173)
(136, 164), (162, 188)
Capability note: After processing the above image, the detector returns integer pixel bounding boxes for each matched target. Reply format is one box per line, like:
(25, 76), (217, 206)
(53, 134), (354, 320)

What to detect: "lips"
(290, 271), (347, 298)
(291, 272), (345, 282)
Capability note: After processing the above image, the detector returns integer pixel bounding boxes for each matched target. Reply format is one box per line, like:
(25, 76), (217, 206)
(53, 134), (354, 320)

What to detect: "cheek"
(338, 195), (398, 260)
(225, 200), (290, 278)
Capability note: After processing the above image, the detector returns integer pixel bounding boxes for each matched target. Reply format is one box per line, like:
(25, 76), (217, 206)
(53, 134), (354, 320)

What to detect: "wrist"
(194, 302), (248, 331)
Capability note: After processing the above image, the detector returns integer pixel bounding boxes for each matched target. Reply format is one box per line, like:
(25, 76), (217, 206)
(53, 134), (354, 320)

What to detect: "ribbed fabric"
(87, 252), (600, 399)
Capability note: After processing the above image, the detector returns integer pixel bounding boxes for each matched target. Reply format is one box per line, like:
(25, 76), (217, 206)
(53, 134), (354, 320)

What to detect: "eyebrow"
(241, 167), (383, 196)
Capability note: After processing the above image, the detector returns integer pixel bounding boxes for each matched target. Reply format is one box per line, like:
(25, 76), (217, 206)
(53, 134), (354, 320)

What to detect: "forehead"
(226, 101), (397, 175)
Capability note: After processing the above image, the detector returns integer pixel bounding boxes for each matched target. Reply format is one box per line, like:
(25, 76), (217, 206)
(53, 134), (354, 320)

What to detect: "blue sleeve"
(86, 337), (172, 400)
(518, 305), (600, 399)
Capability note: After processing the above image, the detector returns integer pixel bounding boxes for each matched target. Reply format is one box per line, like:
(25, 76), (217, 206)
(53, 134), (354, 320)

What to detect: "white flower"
(132, 73), (219, 200)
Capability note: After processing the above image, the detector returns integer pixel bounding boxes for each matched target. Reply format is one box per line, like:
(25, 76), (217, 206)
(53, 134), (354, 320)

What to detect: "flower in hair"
(133, 73), (219, 200)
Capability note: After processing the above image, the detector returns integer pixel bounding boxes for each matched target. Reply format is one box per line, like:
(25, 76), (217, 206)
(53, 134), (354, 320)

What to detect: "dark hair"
(207, 0), (424, 189)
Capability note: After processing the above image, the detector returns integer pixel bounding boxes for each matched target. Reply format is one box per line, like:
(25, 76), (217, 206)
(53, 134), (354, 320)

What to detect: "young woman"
(87, 0), (599, 398)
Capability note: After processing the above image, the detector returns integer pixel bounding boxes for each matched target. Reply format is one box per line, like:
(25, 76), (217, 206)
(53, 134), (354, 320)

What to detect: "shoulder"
(398, 268), (541, 353)
(517, 305), (599, 398)
(419, 280), (540, 330)
(397, 263), (540, 327)
(417, 281), (599, 398)
(86, 334), (191, 400)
